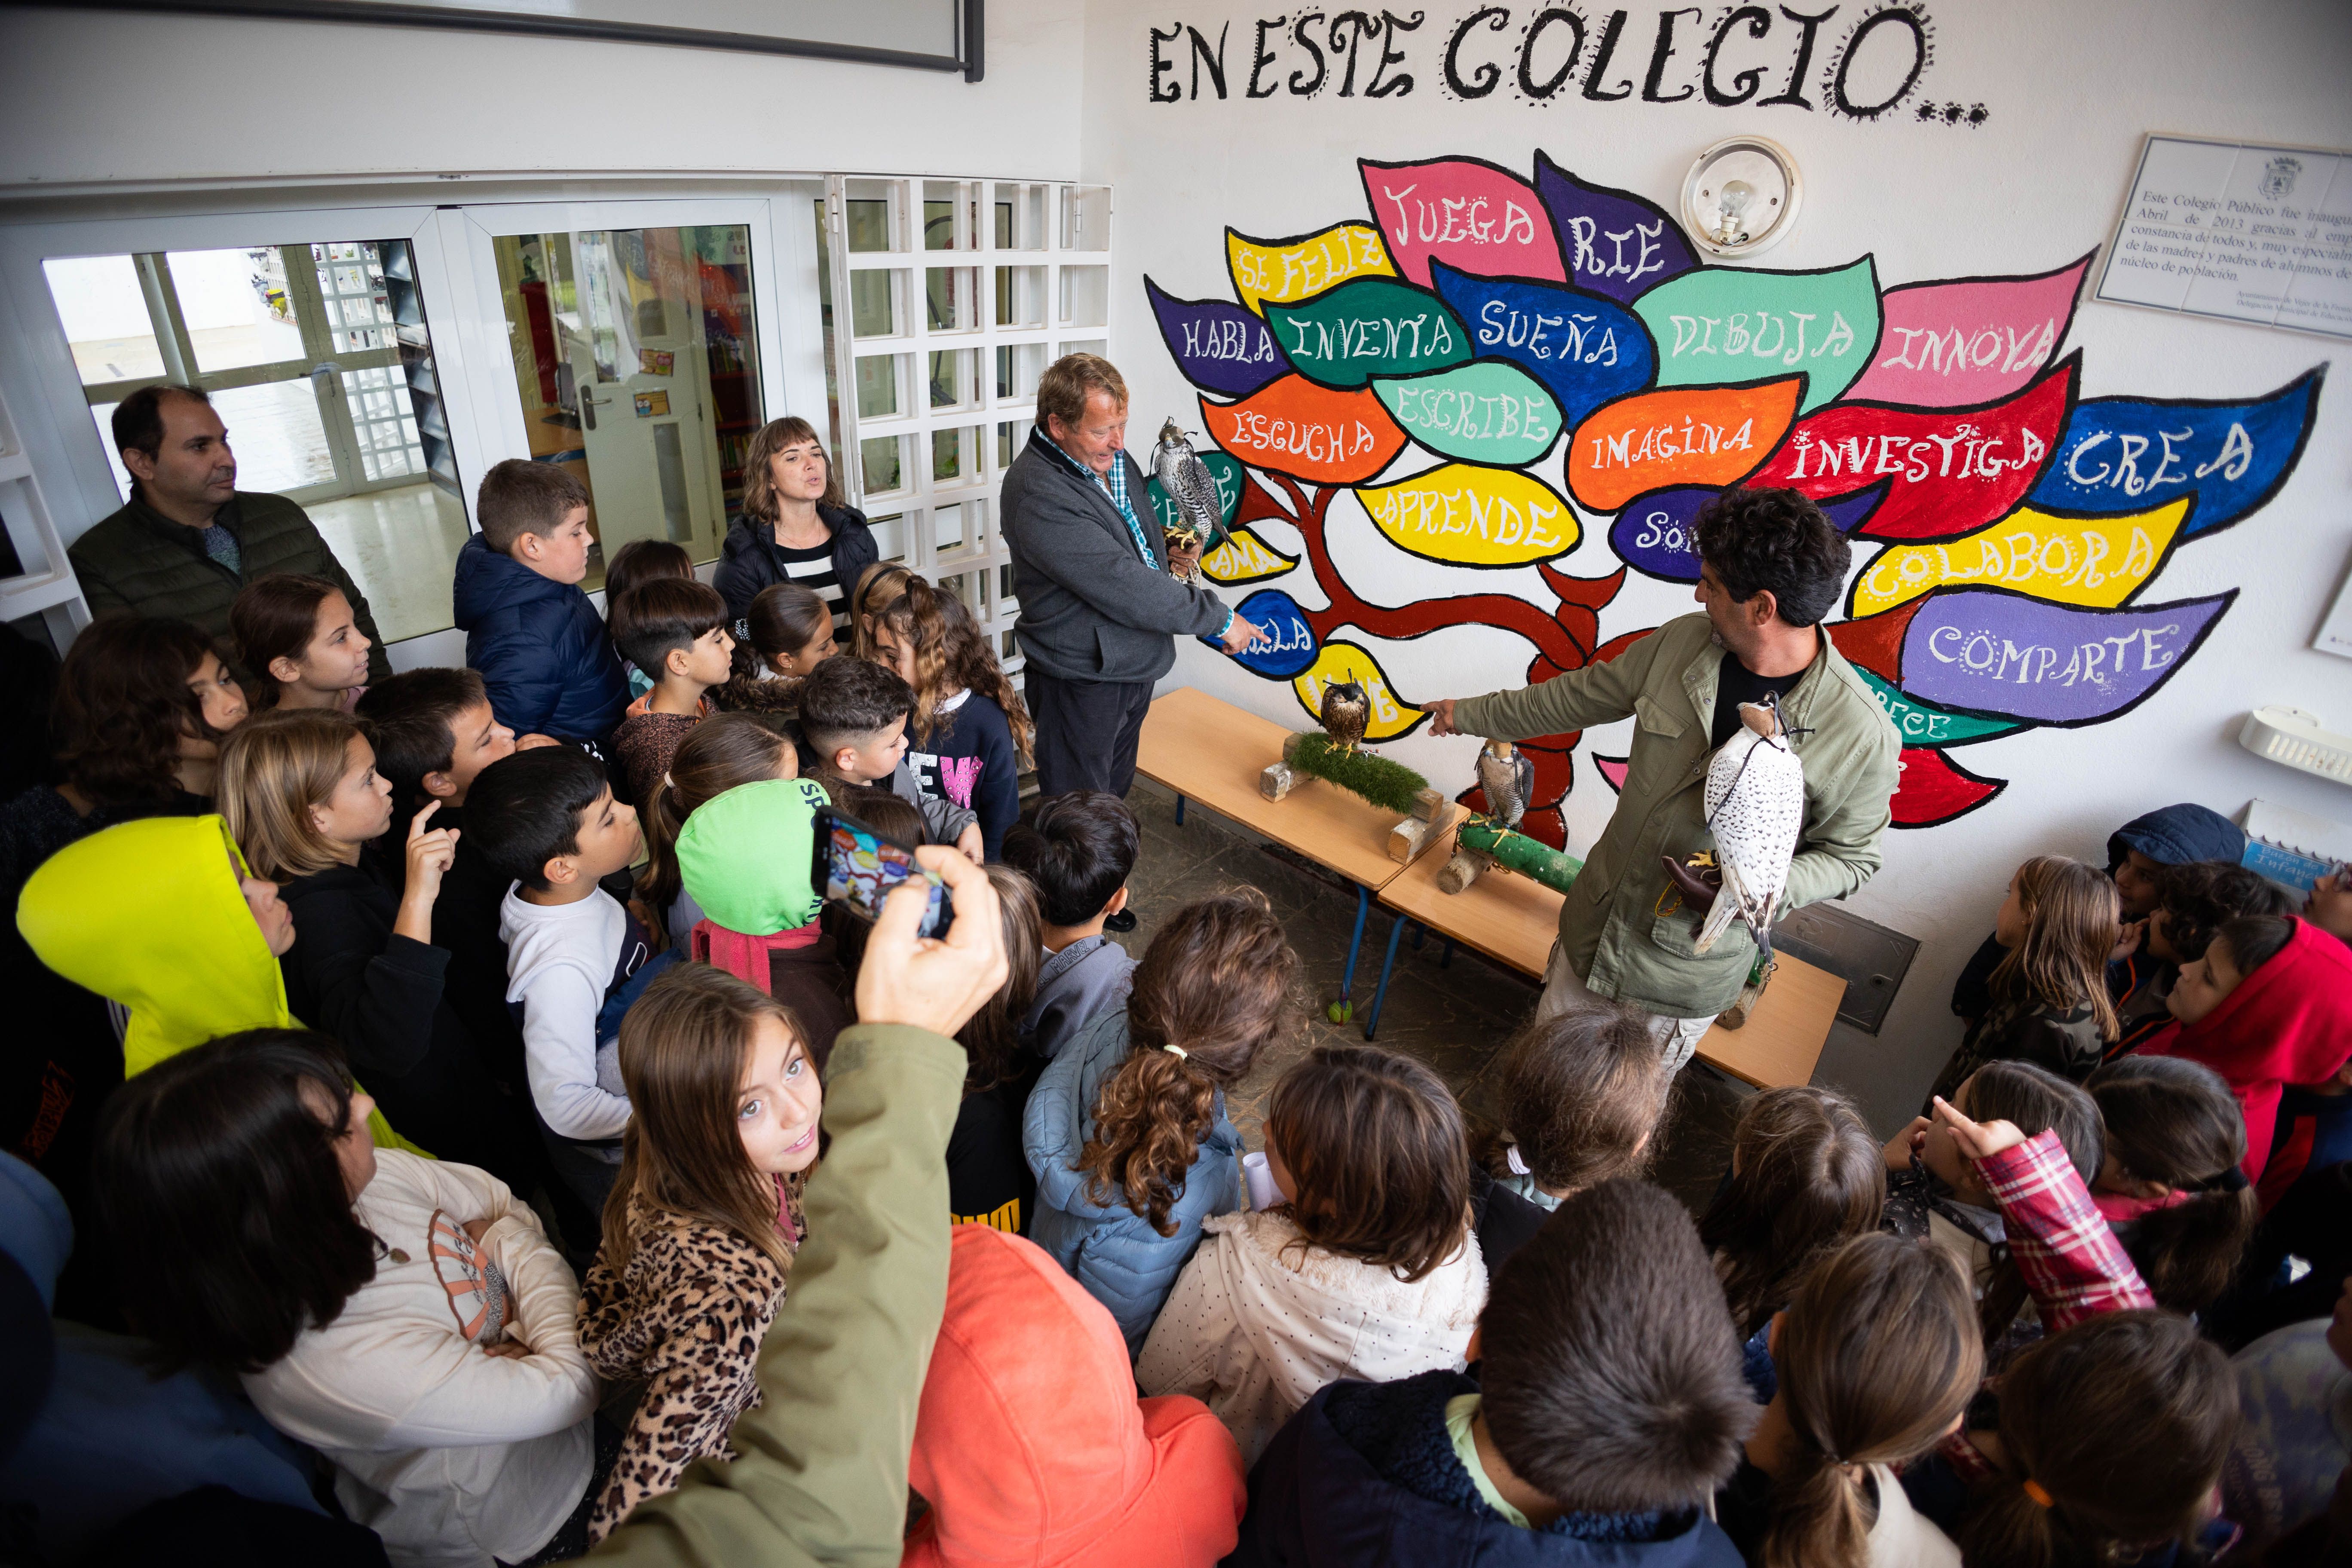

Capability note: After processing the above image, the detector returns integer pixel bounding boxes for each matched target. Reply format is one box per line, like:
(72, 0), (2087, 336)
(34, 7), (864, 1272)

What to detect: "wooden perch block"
(1387, 810), (1449, 864)
(1259, 761), (1299, 801)
(1436, 847), (1492, 894)
(1411, 787), (1448, 823)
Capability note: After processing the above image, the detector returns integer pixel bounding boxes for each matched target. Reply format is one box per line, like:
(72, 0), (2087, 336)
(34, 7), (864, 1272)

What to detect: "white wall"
(1080, 0), (2352, 1116)
(0, 2), (1087, 190)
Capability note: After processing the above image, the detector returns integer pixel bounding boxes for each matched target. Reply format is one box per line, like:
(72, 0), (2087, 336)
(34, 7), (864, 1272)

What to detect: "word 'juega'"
(1147, 5), (1962, 123)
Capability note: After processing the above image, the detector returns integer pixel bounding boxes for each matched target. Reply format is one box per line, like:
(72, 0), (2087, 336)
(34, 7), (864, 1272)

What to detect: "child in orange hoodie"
(903, 1224), (1246, 1568)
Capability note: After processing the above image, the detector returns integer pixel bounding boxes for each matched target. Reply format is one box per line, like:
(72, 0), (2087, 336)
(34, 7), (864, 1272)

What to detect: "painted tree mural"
(1145, 150), (2325, 849)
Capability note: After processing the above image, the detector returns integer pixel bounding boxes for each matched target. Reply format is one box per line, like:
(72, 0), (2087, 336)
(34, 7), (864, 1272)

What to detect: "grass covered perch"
(1281, 732), (1429, 814)
(1458, 815), (1583, 895)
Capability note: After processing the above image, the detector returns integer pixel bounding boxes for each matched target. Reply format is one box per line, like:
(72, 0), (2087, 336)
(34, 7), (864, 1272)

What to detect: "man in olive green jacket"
(1430, 489), (1899, 1065)
(594, 847), (1007, 1568)
(67, 385), (392, 680)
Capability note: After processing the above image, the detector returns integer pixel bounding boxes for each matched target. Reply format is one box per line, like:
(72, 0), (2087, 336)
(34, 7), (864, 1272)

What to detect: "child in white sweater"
(94, 1030), (598, 1568)
(1138, 1045), (1487, 1465)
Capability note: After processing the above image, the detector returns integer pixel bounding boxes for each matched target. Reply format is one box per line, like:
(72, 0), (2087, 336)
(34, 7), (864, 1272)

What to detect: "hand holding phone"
(812, 807), (953, 939)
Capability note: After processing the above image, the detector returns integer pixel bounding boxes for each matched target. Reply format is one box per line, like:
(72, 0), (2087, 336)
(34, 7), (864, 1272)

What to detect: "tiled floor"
(1115, 778), (1748, 1216)
(308, 480), (473, 644)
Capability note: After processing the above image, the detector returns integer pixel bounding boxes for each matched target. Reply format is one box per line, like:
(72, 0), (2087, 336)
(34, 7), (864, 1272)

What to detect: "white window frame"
(823, 176), (1113, 677)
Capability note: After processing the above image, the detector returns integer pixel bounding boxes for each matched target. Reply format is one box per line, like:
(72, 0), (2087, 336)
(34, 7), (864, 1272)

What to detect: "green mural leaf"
(1371, 360), (1565, 467)
(1855, 667), (2023, 749)
(1633, 257), (1882, 415)
(1144, 448), (1245, 539)
(1264, 278), (1472, 390)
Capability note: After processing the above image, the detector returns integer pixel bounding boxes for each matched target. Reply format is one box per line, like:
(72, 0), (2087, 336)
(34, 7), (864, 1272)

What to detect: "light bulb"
(1715, 179), (1755, 243)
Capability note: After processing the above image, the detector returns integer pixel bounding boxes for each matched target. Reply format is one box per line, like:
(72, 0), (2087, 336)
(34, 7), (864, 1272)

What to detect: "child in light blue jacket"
(1023, 891), (1296, 1354)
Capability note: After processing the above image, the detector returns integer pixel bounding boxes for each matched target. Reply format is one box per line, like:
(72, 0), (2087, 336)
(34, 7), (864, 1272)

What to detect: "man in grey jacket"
(1001, 355), (1264, 801)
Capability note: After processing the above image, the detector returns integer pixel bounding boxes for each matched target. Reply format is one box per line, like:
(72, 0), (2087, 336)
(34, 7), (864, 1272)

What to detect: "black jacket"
(276, 860), (530, 1185)
(712, 506), (881, 625)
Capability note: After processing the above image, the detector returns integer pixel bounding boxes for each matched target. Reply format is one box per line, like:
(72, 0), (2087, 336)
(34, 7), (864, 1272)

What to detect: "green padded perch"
(1280, 732), (1429, 815)
(1457, 815), (1583, 895)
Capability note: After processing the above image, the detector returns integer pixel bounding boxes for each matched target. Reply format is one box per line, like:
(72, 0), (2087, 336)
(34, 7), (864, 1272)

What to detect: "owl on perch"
(1474, 739), (1534, 831)
(1318, 681), (1369, 753)
(1152, 419), (1221, 583)
(1695, 699), (1807, 963)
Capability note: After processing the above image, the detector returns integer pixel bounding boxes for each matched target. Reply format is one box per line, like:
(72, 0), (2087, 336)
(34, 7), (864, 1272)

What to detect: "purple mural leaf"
(1145, 276), (1293, 400)
(1534, 151), (1701, 305)
(1607, 486), (1713, 582)
(1897, 589), (2236, 727)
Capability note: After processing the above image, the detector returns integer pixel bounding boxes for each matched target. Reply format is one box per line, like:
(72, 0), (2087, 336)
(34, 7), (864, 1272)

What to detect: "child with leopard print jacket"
(577, 962), (824, 1543)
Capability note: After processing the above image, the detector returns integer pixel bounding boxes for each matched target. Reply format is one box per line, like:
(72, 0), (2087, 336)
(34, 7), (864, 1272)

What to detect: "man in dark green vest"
(66, 383), (392, 680)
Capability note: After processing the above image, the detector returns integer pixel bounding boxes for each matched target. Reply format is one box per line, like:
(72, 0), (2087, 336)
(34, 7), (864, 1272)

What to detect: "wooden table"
(1365, 824), (1845, 1090)
(1135, 686), (1457, 1004)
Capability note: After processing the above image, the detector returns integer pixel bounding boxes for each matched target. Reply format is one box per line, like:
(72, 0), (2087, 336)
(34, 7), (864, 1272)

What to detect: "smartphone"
(810, 806), (952, 939)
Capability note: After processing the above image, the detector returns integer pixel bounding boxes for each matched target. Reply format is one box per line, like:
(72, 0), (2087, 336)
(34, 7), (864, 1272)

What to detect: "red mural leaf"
(1824, 600), (1923, 686)
(1752, 355), (2077, 543)
(1200, 380), (1409, 487)
(1891, 747), (2007, 827)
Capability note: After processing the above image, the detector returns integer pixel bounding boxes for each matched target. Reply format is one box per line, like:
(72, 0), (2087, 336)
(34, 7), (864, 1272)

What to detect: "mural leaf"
(1567, 378), (1802, 512)
(1215, 588), (1322, 677)
(1265, 277), (1471, 388)
(1371, 359), (1566, 466)
(1632, 257), (1881, 414)
(1201, 525), (1302, 585)
(2027, 368), (2324, 538)
(1848, 251), (2093, 407)
(1292, 640), (1426, 741)
(1225, 222), (1396, 317)
(1891, 747), (2008, 828)
(1358, 156), (1564, 288)
(1532, 152), (1700, 304)
(1427, 260), (1657, 426)
(1144, 278), (1292, 399)
(1199, 378), (1409, 486)
(1593, 754), (1631, 793)
(1848, 498), (2190, 616)
(1357, 464), (1580, 568)
(1881, 588), (2236, 727)
(1752, 355), (2076, 542)
(1855, 668), (2023, 748)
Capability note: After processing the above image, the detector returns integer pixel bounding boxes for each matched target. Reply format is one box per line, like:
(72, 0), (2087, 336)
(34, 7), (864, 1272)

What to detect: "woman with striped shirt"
(715, 417), (880, 639)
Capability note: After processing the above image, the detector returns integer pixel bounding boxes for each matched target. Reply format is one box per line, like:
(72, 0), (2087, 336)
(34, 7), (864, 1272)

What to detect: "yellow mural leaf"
(1850, 498), (2191, 616)
(1226, 222), (1397, 317)
(1357, 464), (1580, 568)
(1292, 640), (1425, 741)
(1202, 524), (1301, 585)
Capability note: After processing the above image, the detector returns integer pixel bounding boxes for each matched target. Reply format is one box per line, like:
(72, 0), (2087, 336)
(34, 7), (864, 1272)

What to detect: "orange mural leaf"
(1200, 378), (1408, 487)
(1566, 378), (1802, 513)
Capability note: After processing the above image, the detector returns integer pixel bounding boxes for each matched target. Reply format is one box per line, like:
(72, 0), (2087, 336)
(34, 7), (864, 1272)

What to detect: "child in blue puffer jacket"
(1024, 889), (1296, 1355)
(453, 461), (628, 749)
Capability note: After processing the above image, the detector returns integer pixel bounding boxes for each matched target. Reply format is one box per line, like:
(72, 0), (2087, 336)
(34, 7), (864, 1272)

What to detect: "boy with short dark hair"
(1231, 1179), (1752, 1566)
(800, 655), (980, 859)
(452, 459), (628, 747)
(608, 577), (734, 807)
(466, 745), (658, 1215)
(1001, 790), (1139, 1060)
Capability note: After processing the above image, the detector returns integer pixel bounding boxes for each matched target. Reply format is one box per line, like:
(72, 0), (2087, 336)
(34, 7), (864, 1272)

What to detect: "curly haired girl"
(870, 575), (1035, 859)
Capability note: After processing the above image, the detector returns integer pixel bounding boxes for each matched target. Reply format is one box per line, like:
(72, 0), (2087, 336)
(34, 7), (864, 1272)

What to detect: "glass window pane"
(168, 248), (306, 373)
(862, 435), (906, 496)
(489, 224), (762, 585)
(932, 426), (961, 484)
(851, 269), (898, 338)
(927, 267), (977, 332)
(845, 199), (891, 253)
(210, 379), (336, 491)
(924, 197), (956, 251)
(868, 511), (906, 562)
(43, 255), (165, 388)
(856, 355), (900, 420)
(929, 348), (975, 411)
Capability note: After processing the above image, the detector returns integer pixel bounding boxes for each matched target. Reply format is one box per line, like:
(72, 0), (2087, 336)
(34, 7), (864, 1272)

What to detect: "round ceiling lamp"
(1681, 137), (1803, 260)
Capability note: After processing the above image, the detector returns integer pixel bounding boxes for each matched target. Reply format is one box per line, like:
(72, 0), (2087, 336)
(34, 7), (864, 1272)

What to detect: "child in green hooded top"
(676, 777), (855, 1072)
(17, 812), (420, 1151)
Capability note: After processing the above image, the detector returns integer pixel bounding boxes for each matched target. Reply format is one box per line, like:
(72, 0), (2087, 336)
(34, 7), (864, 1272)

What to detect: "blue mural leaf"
(2027, 368), (2322, 537)
(1427, 260), (1655, 427)
(1204, 588), (1322, 677)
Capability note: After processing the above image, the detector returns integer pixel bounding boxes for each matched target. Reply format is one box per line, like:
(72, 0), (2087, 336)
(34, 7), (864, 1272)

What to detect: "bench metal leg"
(1174, 794), (1186, 826)
(1363, 914), (1411, 1040)
(1339, 884), (1369, 997)
(1440, 938), (1455, 969)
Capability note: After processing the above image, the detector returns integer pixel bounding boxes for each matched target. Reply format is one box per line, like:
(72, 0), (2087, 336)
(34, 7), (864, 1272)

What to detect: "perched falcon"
(1474, 738), (1534, 831)
(1152, 419), (1222, 582)
(1695, 699), (1807, 962)
(1319, 681), (1369, 753)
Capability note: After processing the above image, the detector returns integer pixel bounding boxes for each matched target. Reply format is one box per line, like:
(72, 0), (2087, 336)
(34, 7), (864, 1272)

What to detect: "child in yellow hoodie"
(17, 813), (416, 1150)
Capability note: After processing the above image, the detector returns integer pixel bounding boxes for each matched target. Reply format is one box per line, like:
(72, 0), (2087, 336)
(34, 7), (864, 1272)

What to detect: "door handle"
(580, 386), (605, 432)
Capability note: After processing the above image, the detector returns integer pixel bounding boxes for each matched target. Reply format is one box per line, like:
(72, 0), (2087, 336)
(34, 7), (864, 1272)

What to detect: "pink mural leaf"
(1752, 354), (2078, 543)
(1593, 754), (1631, 794)
(1534, 152), (1700, 305)
(1891, 747), (2008, 828)
(1358, 156), (1564, 289)
(1848, 251), (2094, 408)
